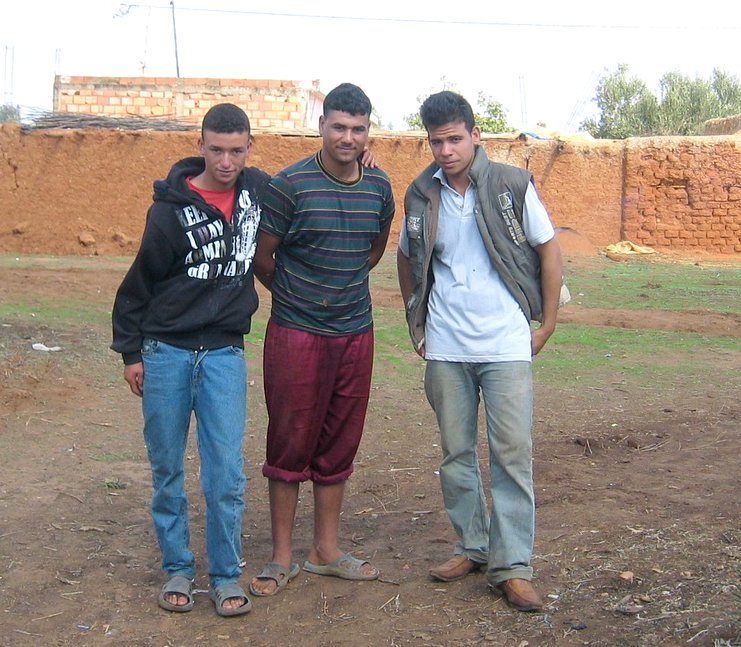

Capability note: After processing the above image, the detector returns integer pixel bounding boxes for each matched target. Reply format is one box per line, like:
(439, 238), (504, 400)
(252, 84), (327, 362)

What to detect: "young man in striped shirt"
(250, 83), (395, 596)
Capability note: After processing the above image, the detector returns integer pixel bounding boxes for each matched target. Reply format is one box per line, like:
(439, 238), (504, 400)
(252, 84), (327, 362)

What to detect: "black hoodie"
(111, 156), (270, 365)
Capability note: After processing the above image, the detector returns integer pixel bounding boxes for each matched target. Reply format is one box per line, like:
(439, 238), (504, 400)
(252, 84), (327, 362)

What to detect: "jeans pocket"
(141, 338), (159, 356)
(228, 345), (245, 358)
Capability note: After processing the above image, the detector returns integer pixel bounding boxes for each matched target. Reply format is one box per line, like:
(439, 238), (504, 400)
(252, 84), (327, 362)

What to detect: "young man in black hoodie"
(111, 103), (269, 617)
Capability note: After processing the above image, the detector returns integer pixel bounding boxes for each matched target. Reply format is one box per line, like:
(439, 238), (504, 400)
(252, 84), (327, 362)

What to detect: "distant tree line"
(0, 104), (20, 123)
(581, 64), (741, 138)
(403, 66), (741, 139)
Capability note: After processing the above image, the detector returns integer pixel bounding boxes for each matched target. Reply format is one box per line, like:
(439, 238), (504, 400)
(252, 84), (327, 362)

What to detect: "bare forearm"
(539, 241), (562, 334)
(532, 238), (562, 354)
(253, 257), (275, 290)
(254, 232), (281, 290)
(369, 225), (392, 270)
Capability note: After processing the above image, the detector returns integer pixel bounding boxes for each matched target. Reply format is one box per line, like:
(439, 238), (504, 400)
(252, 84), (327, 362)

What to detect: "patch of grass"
(369, 302), (739, 390)
(371, 262), (741, 390)
(104, 477), (127, 490)
(243, 316), (268, 362)
(535, 324), (739, 385)
(373, 307), (420, 376)
(90, 450), (145, 463)
(0, 298), (111, 327)
(369, 257), (400, 293)
(4, 253), (736, 393)
(372, 251), (741, 314)
(0, 253), (133, 272)
(564, 257), (741, 313)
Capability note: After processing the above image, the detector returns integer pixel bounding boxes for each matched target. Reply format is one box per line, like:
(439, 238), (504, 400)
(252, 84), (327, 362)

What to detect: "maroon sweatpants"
(261, 319), (374, 485)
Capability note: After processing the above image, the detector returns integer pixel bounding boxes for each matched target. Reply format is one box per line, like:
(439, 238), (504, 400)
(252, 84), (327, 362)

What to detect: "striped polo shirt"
(260, 153), (395, 336)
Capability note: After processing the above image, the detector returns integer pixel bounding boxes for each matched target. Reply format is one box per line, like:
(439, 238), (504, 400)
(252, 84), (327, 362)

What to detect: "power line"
(115, 4), (741, 31)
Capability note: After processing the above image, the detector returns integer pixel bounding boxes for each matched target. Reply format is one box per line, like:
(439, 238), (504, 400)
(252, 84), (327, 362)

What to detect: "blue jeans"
(424, 360), (535, 585)
(141, 339), (247, 588)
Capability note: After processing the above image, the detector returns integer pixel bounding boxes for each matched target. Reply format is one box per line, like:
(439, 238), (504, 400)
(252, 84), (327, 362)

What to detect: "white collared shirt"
(399, 169), (554, 362)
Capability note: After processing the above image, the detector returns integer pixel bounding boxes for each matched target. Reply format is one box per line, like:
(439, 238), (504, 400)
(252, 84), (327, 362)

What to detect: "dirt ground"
(0, 241), (739, 647)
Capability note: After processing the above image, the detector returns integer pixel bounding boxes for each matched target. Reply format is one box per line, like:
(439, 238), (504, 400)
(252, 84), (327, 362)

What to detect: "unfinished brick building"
(53, 76), (324, 130)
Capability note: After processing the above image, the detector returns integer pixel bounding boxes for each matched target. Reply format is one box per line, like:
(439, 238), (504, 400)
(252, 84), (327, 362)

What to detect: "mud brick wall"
(0, 124), (739, 256)
(503, 138), (625, 250)
(53, 76), (323, 129)
(623, 138), (741, 253)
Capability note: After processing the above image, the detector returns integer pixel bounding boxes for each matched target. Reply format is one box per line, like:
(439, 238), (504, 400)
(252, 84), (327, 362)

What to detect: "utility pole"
(518, 75), (528, 130)
(170, 1), (180, 78)
(3, 46), (13, 105)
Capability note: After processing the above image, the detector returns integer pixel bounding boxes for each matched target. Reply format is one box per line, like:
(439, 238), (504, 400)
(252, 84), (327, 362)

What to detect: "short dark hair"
(420, 91), (475, 132)
(201, 103), (251, 137)
(323, 83), (372, 117)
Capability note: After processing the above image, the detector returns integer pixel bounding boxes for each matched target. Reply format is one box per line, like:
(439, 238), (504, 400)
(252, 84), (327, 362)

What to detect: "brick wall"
(0, 124), (739, 256)
(623, 138), (741, 253)
(53, 76), (324, 129)
(511, 138), (625, 252)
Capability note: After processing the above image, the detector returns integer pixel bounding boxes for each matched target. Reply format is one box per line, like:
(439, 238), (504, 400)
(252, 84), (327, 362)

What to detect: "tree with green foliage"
(580, 65), (659, 138)
(405, 83), (513, 134)
(474, 92), (511, 134)
(582, 65), (741, 138)
(0, 104), (20, 123)
(657, 69), (741, 135)
(404, 109), (424, 131)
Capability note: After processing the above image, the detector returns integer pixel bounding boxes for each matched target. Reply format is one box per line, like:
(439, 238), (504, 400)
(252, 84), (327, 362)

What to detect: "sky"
(2, 0), (741, 132)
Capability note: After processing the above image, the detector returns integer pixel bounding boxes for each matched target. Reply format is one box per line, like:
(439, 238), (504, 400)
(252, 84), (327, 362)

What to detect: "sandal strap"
(212, 582), (248, 605)
(163, 575), (193, 598)
(256, 561), (291, 583)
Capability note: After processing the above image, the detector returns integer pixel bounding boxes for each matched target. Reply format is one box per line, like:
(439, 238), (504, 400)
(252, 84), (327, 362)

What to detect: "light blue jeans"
(424, 360), (535, 585)
(141, 339), (247, 589)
